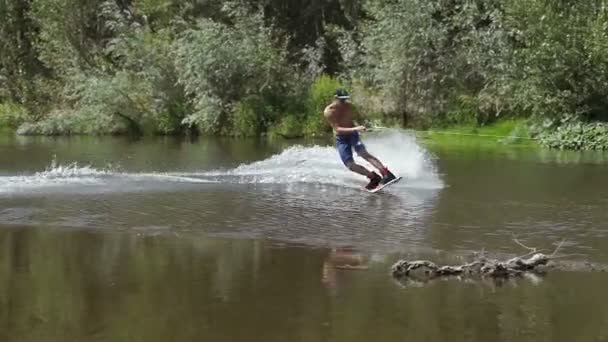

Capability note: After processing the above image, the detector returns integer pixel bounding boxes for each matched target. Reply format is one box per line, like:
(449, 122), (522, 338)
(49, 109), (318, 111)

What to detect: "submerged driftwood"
(392, 239), (567, 281)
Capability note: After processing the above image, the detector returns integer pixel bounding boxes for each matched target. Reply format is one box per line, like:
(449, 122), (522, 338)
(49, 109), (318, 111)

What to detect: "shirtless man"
(324, 89), (396, 190)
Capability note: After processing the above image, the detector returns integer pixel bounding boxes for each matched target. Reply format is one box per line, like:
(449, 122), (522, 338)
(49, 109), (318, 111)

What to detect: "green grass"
(433, 119), (524, 136)
(0, 126), (15, 146)
(0, 126), (14, 135)
(415, 119), (538, 148)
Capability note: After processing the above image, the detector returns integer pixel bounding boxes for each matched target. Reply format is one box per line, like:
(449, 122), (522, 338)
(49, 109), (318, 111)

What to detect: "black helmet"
(335, 88), (350, 100)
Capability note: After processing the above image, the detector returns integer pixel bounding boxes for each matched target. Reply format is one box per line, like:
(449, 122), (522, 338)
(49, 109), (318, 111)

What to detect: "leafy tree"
(173, 8), (296, 134)
(0, 0), (50, 114)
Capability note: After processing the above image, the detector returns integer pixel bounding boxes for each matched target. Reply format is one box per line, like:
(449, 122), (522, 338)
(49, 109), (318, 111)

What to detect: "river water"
(1, 131), (608, 341)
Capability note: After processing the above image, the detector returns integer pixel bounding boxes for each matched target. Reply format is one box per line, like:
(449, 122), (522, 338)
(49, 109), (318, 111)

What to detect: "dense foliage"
(3, 0), (608, 148)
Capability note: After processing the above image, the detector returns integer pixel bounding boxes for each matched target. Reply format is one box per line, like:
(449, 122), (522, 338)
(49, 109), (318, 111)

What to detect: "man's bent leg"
(337, 135), (382, 189)
(351, 135), (387, 173)
(345, 160), (382, 190)
(357, 150), (385, 171)
(357, 149), (397, 184)
(345, 160), (372, 177)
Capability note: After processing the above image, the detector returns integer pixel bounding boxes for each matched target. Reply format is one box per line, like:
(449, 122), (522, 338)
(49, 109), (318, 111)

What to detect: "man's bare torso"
(323, 101), (355, 135)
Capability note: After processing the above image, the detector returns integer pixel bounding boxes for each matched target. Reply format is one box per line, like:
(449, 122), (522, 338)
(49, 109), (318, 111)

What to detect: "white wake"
(0, 130), (443, 195)
(196, 129), (443, 189)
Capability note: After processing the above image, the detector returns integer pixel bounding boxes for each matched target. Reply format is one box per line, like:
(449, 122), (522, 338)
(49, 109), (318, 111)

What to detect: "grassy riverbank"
(415, 119), (537, 148)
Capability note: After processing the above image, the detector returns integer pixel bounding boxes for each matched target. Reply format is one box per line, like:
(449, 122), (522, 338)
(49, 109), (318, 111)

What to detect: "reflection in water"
(322, 247), (369, 292)
(1, 227), (608, 342)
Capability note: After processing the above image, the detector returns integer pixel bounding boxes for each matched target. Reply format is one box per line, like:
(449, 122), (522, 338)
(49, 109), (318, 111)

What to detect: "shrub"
(303, 75), (341, 136)
(496, 1), (608, 124)
(271, 114), (303, 139)
(173, 10), (295, 135)
(0, 102), (28, 129)
(232, 100), (262, 137)
(438, 95), (480, 127)
(64, 71), (152, 135)
(536, 121), (608, 150)
(16, 109), (126, 135)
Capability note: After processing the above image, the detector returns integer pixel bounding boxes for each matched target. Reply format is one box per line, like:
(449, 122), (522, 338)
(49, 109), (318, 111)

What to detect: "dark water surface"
(1, 132), (608, 342)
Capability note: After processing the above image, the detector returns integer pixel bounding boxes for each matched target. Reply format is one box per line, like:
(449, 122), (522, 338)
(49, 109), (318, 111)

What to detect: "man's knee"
(345, 160), (364, 172)
(345, 160), (357, 171)
(357, 149), (371, 159)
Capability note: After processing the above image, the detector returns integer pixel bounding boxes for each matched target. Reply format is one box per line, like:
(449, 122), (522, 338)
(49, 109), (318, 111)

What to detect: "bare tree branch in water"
(391, 239), (572, 282)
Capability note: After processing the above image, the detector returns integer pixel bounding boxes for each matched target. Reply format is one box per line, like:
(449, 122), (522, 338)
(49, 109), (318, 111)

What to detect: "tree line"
(2, 0), (608, 148)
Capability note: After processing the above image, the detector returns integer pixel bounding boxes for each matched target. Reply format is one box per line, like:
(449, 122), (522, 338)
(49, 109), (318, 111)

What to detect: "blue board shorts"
(336, 132), (366, 165)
